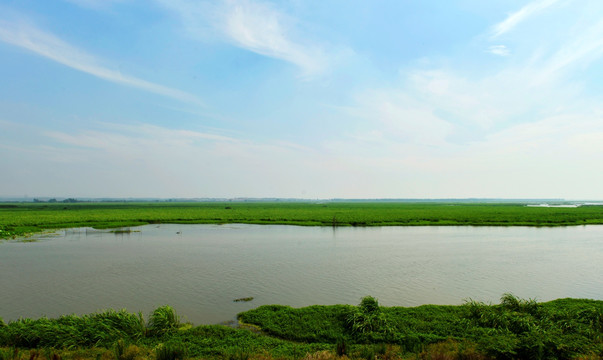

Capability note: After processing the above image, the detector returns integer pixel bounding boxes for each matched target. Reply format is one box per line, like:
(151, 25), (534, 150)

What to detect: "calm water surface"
(1, 224), (602, 324)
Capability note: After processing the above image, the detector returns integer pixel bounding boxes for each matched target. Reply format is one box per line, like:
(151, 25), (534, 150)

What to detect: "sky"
(1, 0), (603, 200)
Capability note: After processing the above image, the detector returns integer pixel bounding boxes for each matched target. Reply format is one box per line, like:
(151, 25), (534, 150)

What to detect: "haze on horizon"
(2, 0), (603, 200)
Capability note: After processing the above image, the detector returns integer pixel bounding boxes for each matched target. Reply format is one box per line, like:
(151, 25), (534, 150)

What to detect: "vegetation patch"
(1, 295), (603, 359)
(238, 294), (603, 359)
(2, 202), (603, 240)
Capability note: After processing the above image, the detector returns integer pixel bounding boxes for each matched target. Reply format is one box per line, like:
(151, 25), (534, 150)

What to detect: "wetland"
(2, 202), (603, 359)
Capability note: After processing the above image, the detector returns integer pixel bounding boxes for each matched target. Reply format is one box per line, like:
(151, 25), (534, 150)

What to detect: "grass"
(1, 296), (602, 359)
(2, 201), (603, 239)
(238, 294), (603, 359)
(148, 306), (180, 337)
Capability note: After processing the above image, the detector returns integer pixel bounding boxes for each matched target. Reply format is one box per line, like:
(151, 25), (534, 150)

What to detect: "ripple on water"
(1, 224), (603, 324)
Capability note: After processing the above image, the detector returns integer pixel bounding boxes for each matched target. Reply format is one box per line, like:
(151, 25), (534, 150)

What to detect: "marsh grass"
(3, 202), (603, 240)
(417, 340), (490, 360)
(346, 297), (391, 339)
(113, 340), (142, 360)
(154, 342), (186, 360)
(240, 295), (603, 359)
(335, 337), (347, 357)
(2, 297), (603, 360)
(148, 307), (180, 337)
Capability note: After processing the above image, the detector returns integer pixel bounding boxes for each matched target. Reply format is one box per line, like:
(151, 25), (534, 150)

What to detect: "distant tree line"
(33, 198), (79, 203)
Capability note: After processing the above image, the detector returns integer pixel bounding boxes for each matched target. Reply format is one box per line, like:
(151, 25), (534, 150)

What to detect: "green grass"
(2, 201), (603, 239)
(0, 307), (330, 360)
(238, 295), (603, 359)
(1, 296), (602, 359)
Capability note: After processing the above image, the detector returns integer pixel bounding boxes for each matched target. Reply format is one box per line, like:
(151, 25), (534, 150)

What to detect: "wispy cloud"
(63, 0), (127, 10)
(491, 0), (561, 38)
(350, 89), (453, 147)
(0, 18), (204, 106)
(487, 45), (510, 56)
(155, 0), (330, 76)
(536, 18), (603, 80)
(221, 0), (326, 75)
(33, 122), (326, 197)
(45, 123), (237, 151)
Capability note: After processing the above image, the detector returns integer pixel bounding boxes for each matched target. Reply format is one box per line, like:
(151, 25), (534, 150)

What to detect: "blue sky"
(1, 0), (603, 199)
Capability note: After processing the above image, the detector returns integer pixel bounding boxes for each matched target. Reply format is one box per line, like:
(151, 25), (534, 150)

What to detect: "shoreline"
(2, 296), (602, 359)
(3, 201), (603, 240)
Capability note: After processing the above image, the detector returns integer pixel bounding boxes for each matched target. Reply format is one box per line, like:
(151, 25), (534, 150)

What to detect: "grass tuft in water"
(234, 297), (254, 302)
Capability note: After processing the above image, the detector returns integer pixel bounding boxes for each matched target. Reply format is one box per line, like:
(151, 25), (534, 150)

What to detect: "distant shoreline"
(2, 201), (603, 240)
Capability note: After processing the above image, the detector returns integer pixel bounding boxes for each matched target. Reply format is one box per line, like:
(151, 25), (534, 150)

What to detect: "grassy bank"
(239, 295), (603, 359)
(1, 295), (602, 360)
(2, 202), (603, 239)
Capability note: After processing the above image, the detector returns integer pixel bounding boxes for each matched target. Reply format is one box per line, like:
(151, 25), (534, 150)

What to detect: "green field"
(2, 202), (603, 239)
(1, 295), (602, 360)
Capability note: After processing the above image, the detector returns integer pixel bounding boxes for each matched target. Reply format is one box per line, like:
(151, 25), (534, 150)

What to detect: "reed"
(1, 297), (602, 359)
(148, 306), (180, 337)
(154, 342), (186, 360)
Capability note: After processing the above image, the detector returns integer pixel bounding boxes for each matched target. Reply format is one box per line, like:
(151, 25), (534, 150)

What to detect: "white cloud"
(0, 19), (204, 106)
(491, 0), (562, 38)
(155, 0), (331, 76)
(30, 122), (337, 198)
(535, 18), (603, 81)
(223, 0), (325, 74)
(63, 0), (127, 10)
(350, 90), (453, 147)
(403, 68), (536, 129)
(45, 123), (237, 153)
(487, 45), (510, 56)
(324, 0), (603, 198)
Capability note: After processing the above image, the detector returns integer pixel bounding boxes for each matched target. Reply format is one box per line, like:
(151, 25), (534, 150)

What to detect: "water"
(1, 224), (602, 324)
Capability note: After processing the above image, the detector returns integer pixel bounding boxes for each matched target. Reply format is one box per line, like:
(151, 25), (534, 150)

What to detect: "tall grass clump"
(462, 294), (603, 359)
(346, 296), (391, 342)
(499, 293), (541, 315)
(418, 339), (490, 360)
(0, 310), (146, 349)
(335, 337), (347, 357)
(148, 306), (180, 337)
(113, 339), (144, 360)
(0, 318), (5, 346)
(225, 348), (250, 360)
(155, 342), (186, 360)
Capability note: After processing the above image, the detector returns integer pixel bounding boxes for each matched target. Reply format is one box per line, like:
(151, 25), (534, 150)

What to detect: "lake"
(1, 224), (602, 325)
